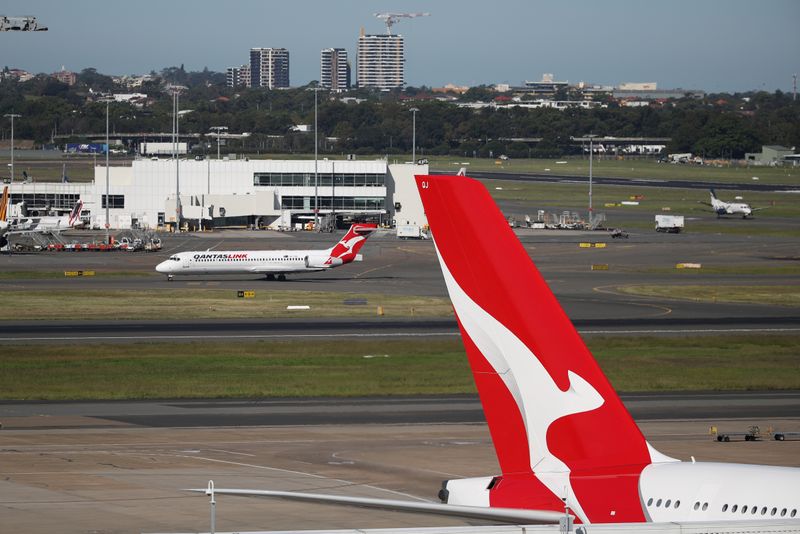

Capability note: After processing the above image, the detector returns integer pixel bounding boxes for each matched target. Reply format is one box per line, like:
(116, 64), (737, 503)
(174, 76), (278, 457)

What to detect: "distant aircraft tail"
(416, 175), (674, 523)
(0, 186), (8, 222)
(327, 223), (378, 264)
(68, 199), (83, 227)
(710, 188), (718, 200)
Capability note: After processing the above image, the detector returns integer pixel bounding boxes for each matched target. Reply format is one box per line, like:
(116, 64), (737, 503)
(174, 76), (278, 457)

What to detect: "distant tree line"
(1, 66), (798, 159)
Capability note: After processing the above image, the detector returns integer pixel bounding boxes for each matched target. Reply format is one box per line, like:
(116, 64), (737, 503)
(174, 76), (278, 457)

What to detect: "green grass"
(617, 265), (800, 276)
(613, 284), (800, 307)
(1, 335), (798, 400)
(429, 156), (800, 186)
(5, 153), (798, 186)
(0, 289), (453, 320)
(481, 178), (800, 237)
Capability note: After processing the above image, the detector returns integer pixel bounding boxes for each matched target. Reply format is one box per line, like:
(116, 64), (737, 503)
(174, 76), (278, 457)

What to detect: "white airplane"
(156, 223), (377, 281)
(1, 187), (85, 250)
(196, 174), (800, 530)
(701, 189), (763, 218)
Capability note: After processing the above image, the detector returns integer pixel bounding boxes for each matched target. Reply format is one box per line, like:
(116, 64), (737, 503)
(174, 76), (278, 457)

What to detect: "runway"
(2, 391), (800, 430)
(2, 315), (800, 343)
(463, 170), (800, 192)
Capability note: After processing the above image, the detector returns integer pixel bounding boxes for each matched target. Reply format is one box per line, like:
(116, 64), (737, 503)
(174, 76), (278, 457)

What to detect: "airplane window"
(732, 505), (738, 512)
(693, 502), (700, 511)
(656, 499), (662, 507)
(702, 503), (708, 511)
(771, 508), (777, 516)
(751, 507), (757, 515)
(674, 500), (680, 508)
(761, 507), (767, 515)
(647, 498), (653, 506)
(665, 500), (671, 508)
(792, 509), (797, 518)
(742, 505), (748, 513)
(722, 504), (728, 512)
(781, 509), (787, 517)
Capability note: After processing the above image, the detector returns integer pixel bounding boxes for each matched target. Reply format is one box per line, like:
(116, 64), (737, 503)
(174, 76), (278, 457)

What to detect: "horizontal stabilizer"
(188, 488), (568, 524)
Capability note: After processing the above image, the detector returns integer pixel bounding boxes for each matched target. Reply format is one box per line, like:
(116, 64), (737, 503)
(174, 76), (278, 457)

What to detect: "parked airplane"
(1, 188), (86, 250)
(0, 186), (9, 249)
(156, 223), (377, 281)
(700, 189), (763, 218)
(197, 175), (800, 529)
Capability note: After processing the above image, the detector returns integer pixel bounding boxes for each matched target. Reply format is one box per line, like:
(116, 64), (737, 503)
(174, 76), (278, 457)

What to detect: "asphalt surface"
(2, 225), (800, 341)
(2, 220), (799, 533)
(463, 170), (800, 192)
(2, 391), (799, 430)
(2, 314), (800, 343)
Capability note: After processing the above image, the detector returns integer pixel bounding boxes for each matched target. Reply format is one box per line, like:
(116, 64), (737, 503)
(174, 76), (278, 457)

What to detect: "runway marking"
(206, 448), (256, 457)
(5, 326), (800, 343)
(581, 327), (800, 334)
(0, 332), (460, 342)
(592, 284), (674, 317)
(354, 263), (394, 278)
(397, 246), (436, 257)
(172, 454), (433, 503)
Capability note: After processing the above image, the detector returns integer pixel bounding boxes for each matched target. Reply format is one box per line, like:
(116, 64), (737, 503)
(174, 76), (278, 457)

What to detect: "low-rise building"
(8, 159), (428, 231)
(745, 145), (797, 166)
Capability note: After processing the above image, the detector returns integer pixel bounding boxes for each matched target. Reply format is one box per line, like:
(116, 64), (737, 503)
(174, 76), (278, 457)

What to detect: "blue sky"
(3, 0), (799, 92)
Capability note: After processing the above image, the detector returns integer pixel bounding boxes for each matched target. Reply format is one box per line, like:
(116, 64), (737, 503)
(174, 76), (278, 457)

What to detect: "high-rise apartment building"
(320, 48), (350, 92)
(356, 28), (404, 90)
(226, 64), (251, 88)
(249, 48), (290, 89)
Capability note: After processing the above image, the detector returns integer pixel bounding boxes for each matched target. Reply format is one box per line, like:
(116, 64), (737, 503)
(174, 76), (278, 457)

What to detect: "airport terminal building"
(7, 159), (427, 232)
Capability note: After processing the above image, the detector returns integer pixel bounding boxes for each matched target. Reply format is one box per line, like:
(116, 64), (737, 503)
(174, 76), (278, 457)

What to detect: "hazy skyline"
(3, 0), (799, 93)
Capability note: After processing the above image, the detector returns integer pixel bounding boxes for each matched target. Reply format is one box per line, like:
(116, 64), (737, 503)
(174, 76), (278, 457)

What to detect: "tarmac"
(1, 202), (799, 533)
(1, 398), (799, 534)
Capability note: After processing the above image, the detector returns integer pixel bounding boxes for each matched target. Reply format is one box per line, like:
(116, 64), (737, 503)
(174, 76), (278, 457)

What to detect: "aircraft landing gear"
(277, 274), (286, 281)
(265, 274), (276, 281)
(167, 274), (174, 282)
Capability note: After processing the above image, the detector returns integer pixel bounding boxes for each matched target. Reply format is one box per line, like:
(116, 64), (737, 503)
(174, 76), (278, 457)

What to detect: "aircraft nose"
(155, 261), (169, 273)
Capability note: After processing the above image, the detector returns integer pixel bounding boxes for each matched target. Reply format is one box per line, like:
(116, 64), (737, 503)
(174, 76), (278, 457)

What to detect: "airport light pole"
(409, 107), (419, 164)
(586, 134), (598, 227)
(105, 100), (110, 243)
(210, 126), (227, 160)
(171, 89), (187, 233)
(4, 113), (20, 222)
(5, 113), (21, 181)
(312, 86), (322, 229)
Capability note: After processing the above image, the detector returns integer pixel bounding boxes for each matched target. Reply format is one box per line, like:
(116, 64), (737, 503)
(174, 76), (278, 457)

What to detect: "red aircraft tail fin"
(416, 175), (671, 523)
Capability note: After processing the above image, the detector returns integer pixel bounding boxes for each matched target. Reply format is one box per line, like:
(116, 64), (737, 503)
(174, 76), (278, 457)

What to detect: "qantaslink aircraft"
(155, 223), (377, 281)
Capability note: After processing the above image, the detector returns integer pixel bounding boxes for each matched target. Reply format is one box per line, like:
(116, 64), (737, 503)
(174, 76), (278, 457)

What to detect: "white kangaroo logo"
(434, 241), (604, 520)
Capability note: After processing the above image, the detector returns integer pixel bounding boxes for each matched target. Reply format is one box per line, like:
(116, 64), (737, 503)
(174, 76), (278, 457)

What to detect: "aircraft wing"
(697, 201), (713, 207)
(188, 488), (568, 524)
(751, 206), (769, 212)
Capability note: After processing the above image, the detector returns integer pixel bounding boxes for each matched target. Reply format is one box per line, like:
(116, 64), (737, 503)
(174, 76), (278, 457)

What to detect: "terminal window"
(280, 196), (385, 211)
(254, 172), (385, 187)
(101, 195), (125, 209)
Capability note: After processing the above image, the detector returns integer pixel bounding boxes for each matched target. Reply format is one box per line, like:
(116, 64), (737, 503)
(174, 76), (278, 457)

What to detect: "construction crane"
(0, 16), (48, 31)
(373, 12), (429, 35)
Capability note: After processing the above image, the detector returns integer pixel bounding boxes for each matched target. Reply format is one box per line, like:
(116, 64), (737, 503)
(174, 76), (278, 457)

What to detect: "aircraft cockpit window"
(170, 256), (180, 261)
